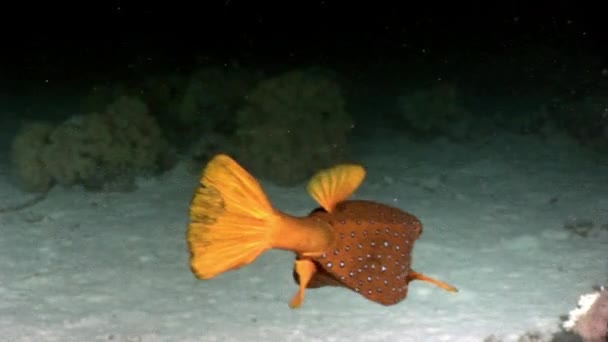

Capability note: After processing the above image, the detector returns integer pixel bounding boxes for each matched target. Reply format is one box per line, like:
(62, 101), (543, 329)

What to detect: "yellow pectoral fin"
(289, 259), (317, 309)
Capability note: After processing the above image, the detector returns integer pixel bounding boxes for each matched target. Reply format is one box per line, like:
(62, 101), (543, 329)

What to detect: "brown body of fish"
(187, 154), (457, 308)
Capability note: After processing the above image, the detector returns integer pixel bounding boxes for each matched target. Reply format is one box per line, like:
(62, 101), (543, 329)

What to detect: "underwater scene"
(0, 2), (606, 342)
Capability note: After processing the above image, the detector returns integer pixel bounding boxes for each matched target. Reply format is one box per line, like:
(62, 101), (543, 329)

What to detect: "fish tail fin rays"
(187, 154), (276, 279)
(307, 163), (366, 213)
(407, 271), (459, 293)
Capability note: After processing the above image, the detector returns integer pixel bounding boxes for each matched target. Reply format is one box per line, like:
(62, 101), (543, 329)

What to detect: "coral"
(77, 66), (261, 159)
(175, 67), (256, 126)
(10, 121), (55, 192)
(551, 95), (608, 150)
(79, 83), (130, 113)
(139, 66), (260, 152)
(563, 286), (608, 342)
(231, 67), (353, 185)
(396, 81), (473, 141)
(10, 96), (171, 192)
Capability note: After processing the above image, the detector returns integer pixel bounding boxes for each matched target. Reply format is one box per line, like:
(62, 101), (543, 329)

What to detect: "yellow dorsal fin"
(306, 163), (366, 213)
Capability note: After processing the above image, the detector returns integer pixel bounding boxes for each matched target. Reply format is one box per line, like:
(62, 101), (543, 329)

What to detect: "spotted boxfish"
(187, 154), (457, 308)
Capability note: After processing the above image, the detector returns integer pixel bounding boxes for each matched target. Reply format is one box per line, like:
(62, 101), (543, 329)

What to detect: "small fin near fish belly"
(307, 163), (366, 213)
(187, 154), (276, 279)
(297, 264), (346, 288)
(289, 259), (318, 308)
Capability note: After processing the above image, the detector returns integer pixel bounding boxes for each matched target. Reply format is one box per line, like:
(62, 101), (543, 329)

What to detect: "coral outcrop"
(231, 68), (354, 185)
(396, 82), (473, 141)
(10, 96), (171, 192)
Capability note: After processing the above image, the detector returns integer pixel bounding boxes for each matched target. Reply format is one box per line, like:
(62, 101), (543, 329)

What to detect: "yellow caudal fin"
(306, 163), (366, 213)
(187, 154), (276, 279)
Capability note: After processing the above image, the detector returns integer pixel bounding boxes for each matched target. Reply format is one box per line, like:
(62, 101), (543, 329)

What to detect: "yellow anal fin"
(187, 154), (276, 280)
(289, 259), (317, 308)
(407, 271), (458, 293)
(306, 163), (366, 213)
